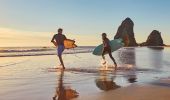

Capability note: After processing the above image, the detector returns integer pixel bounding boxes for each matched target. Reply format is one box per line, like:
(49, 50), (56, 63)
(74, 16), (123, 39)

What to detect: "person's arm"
(64, 35), (72, 41)
(106, 38), (111, 47)
(51, 35), (55, 43)
(102, 40), (105, 52)
(63, 35), (75, 42)
(51, 35), (58, 47)
(64, 35), (67, 40)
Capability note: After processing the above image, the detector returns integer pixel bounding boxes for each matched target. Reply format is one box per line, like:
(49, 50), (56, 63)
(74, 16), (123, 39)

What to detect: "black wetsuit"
(102, 38), (111, 54)
(102, 38), (117, 66)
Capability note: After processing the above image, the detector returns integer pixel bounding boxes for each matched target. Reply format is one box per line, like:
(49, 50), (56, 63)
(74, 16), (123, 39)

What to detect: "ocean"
(0, 46), (94, 57)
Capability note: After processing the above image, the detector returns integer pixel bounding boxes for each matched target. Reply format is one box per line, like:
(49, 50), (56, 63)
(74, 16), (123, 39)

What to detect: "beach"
(0, 47), (170, 100)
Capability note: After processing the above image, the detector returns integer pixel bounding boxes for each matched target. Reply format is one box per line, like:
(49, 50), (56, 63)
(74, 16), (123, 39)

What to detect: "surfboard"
(53, 39), (77, 49)
(64, 39), (77, 49)
(93, 39), (124, 56)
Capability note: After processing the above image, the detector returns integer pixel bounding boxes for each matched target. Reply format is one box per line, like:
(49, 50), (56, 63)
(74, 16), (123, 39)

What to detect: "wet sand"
(0, 47), (170, 100)
(76, 83), (170, 100)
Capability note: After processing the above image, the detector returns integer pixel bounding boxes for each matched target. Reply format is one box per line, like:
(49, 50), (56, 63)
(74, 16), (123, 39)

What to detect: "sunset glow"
(0, 0), (170, 47)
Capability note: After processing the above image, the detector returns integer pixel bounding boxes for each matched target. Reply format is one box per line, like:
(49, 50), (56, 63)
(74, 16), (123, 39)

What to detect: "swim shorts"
(57, 45), (65, 56)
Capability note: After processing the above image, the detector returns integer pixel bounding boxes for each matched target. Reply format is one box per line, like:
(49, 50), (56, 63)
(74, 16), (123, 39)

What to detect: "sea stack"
(114, 17), (138, 46)
(140, 30), (164, 46)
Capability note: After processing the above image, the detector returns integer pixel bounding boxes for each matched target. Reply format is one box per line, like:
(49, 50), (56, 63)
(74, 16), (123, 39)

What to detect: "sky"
(0, 0), (170, 47)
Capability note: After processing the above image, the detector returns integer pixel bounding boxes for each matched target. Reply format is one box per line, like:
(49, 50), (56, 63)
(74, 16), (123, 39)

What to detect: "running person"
(102, 33), (117, 70)
(51, 28), (67, 69)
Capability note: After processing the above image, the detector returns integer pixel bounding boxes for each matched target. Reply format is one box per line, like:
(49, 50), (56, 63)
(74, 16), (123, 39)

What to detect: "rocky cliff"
(114, 17), (138, 46)
(140, 30), (164, 46)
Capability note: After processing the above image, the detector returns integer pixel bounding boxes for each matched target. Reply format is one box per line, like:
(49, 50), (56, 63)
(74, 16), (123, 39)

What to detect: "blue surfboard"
(93, 39), (124, 56)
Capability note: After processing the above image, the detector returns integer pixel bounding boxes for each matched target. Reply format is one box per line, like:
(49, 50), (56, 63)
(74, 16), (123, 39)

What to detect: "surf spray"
(100, 59), (109, 70)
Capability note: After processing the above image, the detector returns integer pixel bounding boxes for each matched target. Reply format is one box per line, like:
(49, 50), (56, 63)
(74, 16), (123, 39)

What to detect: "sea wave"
(0, 47), (53, 53)
(0, 46), (94, 57)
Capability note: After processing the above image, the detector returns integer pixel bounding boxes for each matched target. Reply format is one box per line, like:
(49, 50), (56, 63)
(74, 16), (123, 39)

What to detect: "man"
(51, 28), (66, 69)
(102, 33), (117, 70)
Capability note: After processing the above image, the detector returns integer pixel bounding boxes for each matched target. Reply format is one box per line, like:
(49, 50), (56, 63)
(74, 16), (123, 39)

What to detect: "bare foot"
(60, 64), (65, 70)
(102, 60), (106, 65)
(53, 97), (56, 100)
(56, 67), (65, 70)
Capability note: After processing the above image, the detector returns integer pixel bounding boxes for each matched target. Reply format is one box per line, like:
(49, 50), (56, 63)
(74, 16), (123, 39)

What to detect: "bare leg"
(108, 52), (117, 70)
(102, 50), (106, 64)
(58, 55), (65, 69)
(102, 54), (105, 60)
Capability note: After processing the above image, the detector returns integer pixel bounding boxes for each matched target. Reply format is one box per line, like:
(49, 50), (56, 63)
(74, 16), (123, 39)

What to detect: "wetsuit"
(102, 38), (117, 66)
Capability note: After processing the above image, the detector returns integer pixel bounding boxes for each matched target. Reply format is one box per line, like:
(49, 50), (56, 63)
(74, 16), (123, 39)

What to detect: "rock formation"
(114, 17), (138, 46)
(140, 30), (164, 46)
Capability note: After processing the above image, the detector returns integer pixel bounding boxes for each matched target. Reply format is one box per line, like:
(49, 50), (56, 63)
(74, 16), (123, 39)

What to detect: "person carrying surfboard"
(102, 33), (117, 70)
(51, 28), (67, 69)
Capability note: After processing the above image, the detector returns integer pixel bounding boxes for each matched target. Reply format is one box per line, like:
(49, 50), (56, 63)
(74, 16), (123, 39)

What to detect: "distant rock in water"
(114, 17), (138, 46)
(140, 30), (164, 46)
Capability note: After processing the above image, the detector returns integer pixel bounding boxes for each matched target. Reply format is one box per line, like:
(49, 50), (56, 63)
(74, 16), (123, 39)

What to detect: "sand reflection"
(95, 71), (120, 91)
(53, 71), (79, 100)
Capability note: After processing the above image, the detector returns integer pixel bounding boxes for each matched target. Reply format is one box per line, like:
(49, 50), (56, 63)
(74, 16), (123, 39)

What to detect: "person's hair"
(58, 28), (63, 32)
(102, 33), (107, 37)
